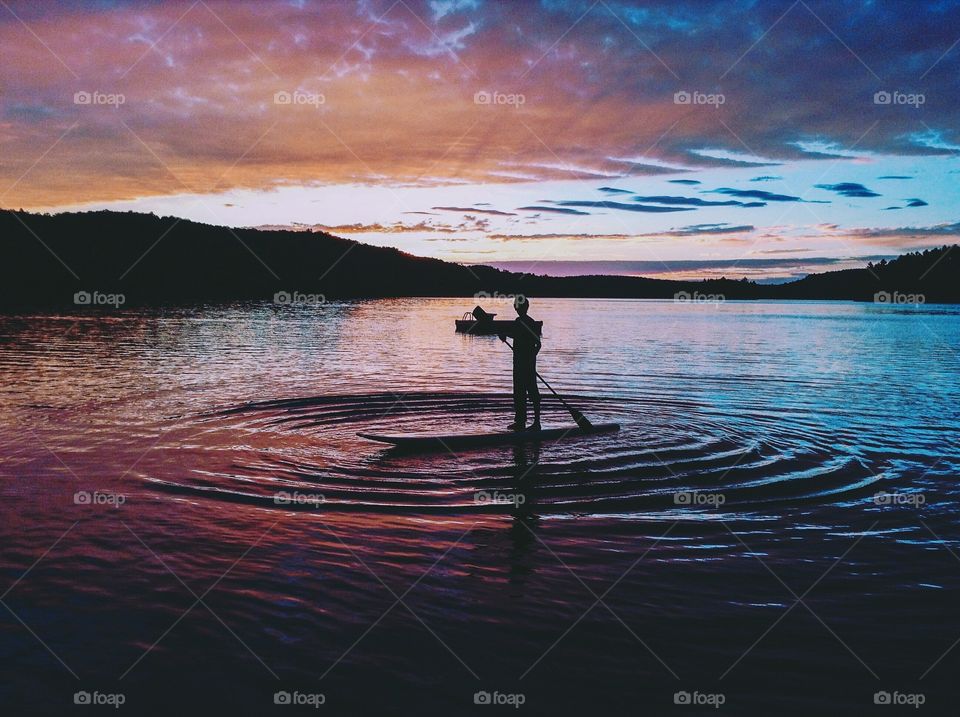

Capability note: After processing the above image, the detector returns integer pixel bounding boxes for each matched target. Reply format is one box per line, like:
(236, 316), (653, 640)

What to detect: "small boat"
(455, 305), (543, 336)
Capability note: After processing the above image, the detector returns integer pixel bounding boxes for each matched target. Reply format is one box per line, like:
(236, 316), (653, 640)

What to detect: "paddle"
(499, 336), (593, 429)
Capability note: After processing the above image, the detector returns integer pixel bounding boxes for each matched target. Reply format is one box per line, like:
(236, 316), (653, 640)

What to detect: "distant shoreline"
(480, 257), (900, 284)
(2, 209), (957, 306)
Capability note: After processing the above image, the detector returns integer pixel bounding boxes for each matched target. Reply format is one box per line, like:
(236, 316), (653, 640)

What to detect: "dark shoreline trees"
(1, 209), (957, 306)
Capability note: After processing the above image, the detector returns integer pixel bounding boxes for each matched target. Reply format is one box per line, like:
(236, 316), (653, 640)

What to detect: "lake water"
(1, 298), (959, 715)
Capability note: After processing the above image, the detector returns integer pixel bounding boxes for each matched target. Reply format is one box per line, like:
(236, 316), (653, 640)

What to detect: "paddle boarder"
(500, 295), (542, 431)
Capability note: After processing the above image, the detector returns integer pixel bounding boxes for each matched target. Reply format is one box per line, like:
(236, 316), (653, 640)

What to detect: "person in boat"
(500, 295), (541, 431)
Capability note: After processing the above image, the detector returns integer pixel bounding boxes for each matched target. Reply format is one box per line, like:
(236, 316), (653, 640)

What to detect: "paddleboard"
(358, 422), (619, 450)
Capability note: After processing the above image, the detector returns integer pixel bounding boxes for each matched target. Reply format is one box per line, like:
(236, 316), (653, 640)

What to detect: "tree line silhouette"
(1, 209), (956, 306)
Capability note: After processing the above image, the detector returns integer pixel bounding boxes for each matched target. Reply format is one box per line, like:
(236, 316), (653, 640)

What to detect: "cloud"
(2, 0), (959, 214)
(516, 205), (590, 215)
(814, 182), (881, 198)
(846, 222), (960, 239)
(432, 206), (516, 216)
(286, 212), (500, 234)
(811, 221), (959, 248)
(689, 148), (782, 168)
(656, 223), (755, 236)
(884, 198), (929, 210)
(630, 195), (763, 207)
(709, 188), (813, 203)
(553, 200), (695, 213)
(598, 187), (634, 194)
(486, 223), (754, 241)
(489, 232), (632, 241)
(5, 102), (58, 121)
(667, 179), (701, 185)
(877, 175), (913, 180)
(750, 175), (782, 182)
(301, 221), (457, 234)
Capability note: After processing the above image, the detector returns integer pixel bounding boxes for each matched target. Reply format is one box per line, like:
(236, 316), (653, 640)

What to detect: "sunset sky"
(2, 0), (959, 281)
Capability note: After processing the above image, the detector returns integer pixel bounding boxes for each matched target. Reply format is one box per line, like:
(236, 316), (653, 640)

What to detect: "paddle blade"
(571, 409), (593, 429)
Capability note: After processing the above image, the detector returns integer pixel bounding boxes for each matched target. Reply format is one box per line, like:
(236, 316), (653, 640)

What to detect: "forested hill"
(1, 209), (956, 305)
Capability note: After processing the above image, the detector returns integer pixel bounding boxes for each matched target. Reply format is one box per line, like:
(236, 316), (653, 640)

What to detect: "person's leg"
(510, 360), (527, 429)
(527, 363), (541, 428)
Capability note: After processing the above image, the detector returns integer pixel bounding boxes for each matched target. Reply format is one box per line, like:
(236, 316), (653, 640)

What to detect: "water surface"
(1, 298), (958, 714)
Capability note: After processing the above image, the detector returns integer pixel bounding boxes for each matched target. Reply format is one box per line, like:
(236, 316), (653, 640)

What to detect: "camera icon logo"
(74, 691), (92, 705)
(874, 690), (891, 705)
(74, 91), (92, 105)
(674, 90), (691, 105)
(274, 690), (292, 705)
(474, 690), (491, 704)
(873, 91), (891, 105)
(274, 91), (292, 105)
(74, 291), (92, 305)
(674, 690), (691, 704)
(474, 91), (491, 105)
(273, 291), (292, 305)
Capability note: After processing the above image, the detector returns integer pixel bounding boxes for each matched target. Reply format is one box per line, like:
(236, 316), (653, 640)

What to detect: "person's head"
(514, 295), (529, 315)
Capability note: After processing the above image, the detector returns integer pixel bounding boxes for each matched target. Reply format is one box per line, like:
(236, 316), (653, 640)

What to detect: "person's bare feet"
(507, 421), (524, 431)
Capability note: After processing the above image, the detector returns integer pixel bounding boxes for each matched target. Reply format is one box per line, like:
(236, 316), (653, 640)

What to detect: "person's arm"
(498, 318), (520, 342)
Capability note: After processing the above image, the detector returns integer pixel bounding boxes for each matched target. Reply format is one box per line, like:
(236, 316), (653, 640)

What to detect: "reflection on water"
(1, 298), (959, 713)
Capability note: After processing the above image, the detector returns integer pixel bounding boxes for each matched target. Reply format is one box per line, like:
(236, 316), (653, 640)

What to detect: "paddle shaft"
(499, 336), (592, 428)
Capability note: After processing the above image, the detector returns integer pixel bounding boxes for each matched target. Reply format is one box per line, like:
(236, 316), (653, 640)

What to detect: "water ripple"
(141, 391), (886, 514)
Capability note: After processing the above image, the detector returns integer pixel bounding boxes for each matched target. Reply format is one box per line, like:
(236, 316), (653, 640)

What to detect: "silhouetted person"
(500, 295), (541, 431)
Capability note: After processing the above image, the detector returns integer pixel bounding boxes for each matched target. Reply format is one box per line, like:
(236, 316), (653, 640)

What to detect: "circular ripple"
(141, 391), (884, 514)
